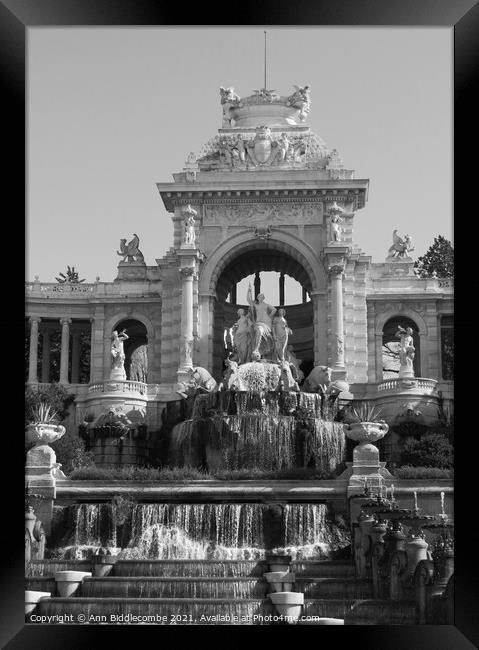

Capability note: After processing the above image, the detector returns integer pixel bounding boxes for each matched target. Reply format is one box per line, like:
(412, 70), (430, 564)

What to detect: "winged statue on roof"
(117, 233), (145, 263)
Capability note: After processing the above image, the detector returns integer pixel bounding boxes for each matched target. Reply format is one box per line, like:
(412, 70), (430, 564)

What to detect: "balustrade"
(88, 380), (148, 395)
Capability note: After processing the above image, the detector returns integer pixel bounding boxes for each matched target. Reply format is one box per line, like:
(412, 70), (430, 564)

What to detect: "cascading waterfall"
(50, 503), (349, 560)
(170, 390), (345, 471)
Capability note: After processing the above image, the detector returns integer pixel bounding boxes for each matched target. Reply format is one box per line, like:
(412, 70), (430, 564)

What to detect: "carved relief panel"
(203, 202), (324, 227)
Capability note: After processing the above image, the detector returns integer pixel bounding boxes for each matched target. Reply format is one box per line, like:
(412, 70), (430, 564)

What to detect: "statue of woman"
(272, 308), (293, 362)
(232, 308), (253, 364)
(246, 283), (276, 360)
(395, 325), (415, 375)
(183, 213), (196, 246)
(110, 329), (129, 377)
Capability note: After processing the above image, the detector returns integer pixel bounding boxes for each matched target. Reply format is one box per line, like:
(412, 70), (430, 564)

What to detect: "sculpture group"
(175, 284), (348, 400)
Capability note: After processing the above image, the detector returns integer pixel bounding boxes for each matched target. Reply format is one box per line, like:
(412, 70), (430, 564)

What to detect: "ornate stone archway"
(197, 230), (327, 372)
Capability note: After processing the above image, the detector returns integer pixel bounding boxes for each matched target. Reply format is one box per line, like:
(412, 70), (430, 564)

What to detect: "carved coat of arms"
(251, 126), (272, 163)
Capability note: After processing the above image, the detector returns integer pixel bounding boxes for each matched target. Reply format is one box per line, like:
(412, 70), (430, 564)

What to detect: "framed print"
(2, 0), (476, 647)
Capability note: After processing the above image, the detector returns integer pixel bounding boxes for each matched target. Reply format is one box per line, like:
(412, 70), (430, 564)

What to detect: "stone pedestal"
(25, 445), (57, 536)
(115, 261), (147, 281)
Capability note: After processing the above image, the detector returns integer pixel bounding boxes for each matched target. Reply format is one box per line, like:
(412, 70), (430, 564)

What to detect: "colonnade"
(26, 317), (91, 384)
(229, 272), (310, 306)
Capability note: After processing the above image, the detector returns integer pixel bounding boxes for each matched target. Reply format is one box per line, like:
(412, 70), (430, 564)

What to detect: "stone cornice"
(157, 182), (369, 213)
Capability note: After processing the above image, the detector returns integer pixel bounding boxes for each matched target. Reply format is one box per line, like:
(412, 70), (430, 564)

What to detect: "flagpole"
(264, 30), (267, 89)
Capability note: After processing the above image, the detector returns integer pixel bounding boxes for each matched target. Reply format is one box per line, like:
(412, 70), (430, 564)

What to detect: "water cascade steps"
(26, 558), (417, 625)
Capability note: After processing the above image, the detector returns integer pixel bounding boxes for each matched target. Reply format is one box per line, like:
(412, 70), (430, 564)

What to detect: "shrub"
(50, 431), (94, 475)
(401, 434), (453, 469)
(70, 466), (160, 481)
(25, 383), (74, 427)
(392, 465), (454, 479)
(69, 465), (335, 481)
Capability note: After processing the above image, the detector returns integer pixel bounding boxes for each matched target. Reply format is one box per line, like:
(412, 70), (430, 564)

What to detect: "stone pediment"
(203, 201), (324, 226)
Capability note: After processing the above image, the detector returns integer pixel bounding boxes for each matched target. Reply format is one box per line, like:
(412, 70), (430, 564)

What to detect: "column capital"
(60, 317), (72, 326)
(328, 264), (345, 277)
(29, 316), (41, 325)
(179, 267), (197, 280)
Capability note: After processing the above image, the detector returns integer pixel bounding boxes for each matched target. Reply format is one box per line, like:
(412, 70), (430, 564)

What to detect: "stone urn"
(92, 551), (118, 577)
(269, 592), (304, 624)
(345, 421), (389, 480)
(54, 571), (92, 597)
(25, 506), (37, 536)
(264, 571), (295, 593)
(25, 590), (50, 616)
(345, 421), (389, 445)
(26, 423), (66, 447)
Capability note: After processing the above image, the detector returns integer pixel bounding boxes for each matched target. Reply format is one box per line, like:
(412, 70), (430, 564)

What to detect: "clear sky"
(27, 27), (452, 287)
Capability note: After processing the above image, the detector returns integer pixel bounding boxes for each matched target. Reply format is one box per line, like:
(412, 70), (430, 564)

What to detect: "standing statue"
(272, 308), (293, 362)
(395, 325), (415, 377)
(275, 132), (290, 162)
(327, 202), (345, 243)
(388, 230), (415, 259)
(182, 205), (197, 247)
(232, 308), (253, 365)
(110, 329), (129, 379)
(117, 234), (144, 263)
(246, 283), (277, 361)
(328, 213), (343, 243)
(129, 344), (148, 383)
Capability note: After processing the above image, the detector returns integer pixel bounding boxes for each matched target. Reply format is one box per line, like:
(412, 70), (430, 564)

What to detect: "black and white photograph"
(2, 3), (474, 644)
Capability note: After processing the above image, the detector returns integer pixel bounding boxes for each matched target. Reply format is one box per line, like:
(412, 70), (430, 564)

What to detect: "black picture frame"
(4, 0), (477, 647)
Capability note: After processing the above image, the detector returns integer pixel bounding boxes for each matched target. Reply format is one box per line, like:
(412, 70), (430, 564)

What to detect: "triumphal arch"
(156, 85), (370, 387)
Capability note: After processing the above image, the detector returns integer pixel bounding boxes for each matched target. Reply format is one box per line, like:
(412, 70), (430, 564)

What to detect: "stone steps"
(27, 574), (371, 600)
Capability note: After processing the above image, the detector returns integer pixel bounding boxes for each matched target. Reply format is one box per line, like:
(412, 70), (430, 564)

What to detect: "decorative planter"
(25, 506), (37, 536)
(345, 421), (389, 445)
(54, 570), (92, 597)
(264, 572), (295, 592)
(269, 592), (304, 624)
(92, 554), (118, 577)
(26, 423), (66, 447)
(25, 590), (50, 616)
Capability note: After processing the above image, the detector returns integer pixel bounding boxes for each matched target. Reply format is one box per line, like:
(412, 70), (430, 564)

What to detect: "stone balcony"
(350, 377), (438, 400)
(88, 380), (148, 396)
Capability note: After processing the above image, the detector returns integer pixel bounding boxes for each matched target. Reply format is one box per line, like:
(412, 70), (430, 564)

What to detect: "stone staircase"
(26, 558), (417, 625)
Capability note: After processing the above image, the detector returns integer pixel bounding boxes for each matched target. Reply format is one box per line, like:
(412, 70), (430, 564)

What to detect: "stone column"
(302, 287), (308, 303)
(71, 329), (81, 384)
(178, 267), (196, 381)
(28, 316), (41, 384)
(328, 264), (346, 374)
(279, 273), (285, 306)
(375, 331), (384, 382)
(59, 318), (71, 384)
(254, 271), (261, 299)
(90, 308), (105, 382)
(41, 327), (50, 383)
